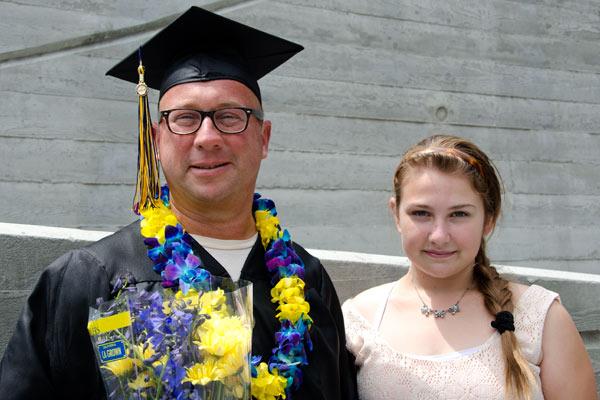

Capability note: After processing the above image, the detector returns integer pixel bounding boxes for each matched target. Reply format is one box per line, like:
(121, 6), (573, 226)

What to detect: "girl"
(342, 135), (597, 399)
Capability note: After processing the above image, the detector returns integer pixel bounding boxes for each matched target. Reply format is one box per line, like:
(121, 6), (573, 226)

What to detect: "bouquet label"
(87, 310), (131, 335)
(98, 340), (127, 363)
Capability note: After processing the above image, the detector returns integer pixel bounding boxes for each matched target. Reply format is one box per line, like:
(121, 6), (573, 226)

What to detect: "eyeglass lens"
(167, 108), (249, 134)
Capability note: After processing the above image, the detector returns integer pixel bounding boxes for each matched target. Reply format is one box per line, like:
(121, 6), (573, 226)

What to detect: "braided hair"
(393, 134), (535, 399)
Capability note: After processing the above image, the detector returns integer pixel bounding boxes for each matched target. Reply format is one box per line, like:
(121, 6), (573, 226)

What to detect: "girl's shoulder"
(508, 282), (559, 307)
(507, 281), (529, 303)
(347, 281), (396, 326)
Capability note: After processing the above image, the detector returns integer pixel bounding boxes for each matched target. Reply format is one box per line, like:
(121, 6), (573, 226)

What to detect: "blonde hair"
(393, 134), (536, 399)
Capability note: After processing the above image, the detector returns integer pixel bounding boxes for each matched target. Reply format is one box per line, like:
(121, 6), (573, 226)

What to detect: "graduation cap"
(105, 6), (303, 212)
(106, 6), (304, 102)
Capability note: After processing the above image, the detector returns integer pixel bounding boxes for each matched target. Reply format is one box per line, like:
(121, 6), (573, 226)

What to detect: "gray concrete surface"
(1, 222), (599, 393)
(1, 0), (599, 274)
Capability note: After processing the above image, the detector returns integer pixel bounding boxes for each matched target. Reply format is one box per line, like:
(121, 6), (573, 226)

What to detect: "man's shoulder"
(47, 220), (151, 281)
(291, 241), (322, 271)
(83, 220), (141, 254)
(42, 221), (140, 271)
(290, 242), (337, 297)
(293, 242), (329, 286)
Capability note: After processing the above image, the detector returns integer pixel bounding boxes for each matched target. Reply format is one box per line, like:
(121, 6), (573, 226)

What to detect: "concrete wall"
(1, 0), (599, 275)
(1, 222), (599, 393)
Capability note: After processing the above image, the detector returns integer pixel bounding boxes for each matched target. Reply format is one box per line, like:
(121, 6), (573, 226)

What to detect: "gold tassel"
(133, 54), (161, 213)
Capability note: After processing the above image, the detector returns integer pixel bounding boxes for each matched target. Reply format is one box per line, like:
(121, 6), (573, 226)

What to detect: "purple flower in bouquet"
(155, 356), (187, 397)
(111, 270), (138, 298)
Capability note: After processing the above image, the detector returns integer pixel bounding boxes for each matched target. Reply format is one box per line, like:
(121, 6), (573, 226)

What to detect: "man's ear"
(390, 197), (401, 234)
(152, 122), (160, 161)
(260, 120), (272, 160)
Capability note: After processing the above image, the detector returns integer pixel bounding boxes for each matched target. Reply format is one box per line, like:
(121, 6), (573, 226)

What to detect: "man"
(0, 7), (358, 399)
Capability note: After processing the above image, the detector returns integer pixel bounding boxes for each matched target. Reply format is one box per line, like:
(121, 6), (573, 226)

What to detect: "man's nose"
(193, 116), (224, 149)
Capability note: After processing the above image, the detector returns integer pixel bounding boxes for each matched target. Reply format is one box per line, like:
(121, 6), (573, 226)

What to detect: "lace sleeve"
(342, 300), (370, 361)
(514, 284), (560, 366)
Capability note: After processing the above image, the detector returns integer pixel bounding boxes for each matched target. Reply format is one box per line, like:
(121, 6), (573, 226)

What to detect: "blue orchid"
(162, 253), (204, 295)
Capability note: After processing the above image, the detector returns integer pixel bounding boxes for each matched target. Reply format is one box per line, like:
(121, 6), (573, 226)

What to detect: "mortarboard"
(105, 6), (303, 212)
(106, 6), (304, 102)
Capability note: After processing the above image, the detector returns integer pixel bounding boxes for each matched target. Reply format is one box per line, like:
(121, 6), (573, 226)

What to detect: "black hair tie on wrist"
(491, 311), (515, 334)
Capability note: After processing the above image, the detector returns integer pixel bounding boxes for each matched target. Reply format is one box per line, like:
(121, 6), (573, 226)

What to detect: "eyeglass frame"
(159, 107), (265, 135)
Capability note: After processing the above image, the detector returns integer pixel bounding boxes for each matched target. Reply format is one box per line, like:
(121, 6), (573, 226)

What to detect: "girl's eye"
(451, 211), (468, 217)
(411, 210), (429, 217)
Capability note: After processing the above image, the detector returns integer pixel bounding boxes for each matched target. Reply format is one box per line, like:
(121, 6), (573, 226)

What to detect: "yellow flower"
(195, 316), (251, 357)
(223, 375), (247, 399)
(140, 203), (178, 244)
(127, 371), (155, 390)
(270, 276), (312, 323)
(163, 288), (227, 316)
(162, 289), (200, 314)
(271, 277), (305, 305)
(198, 288), (227, 315)
(216, 345), (250, 377)
(134, 342), (166, 369)
(251, 362), (287, 400)
(134, 343), (154, 360)
(276, 302), (311, 324)
(183, 357), (225, 386)
(255, 210), (282, 249)
(102, 357), (137, 377)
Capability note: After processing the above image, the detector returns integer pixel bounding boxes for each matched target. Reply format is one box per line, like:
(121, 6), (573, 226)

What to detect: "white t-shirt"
(190, 233), (258, 281)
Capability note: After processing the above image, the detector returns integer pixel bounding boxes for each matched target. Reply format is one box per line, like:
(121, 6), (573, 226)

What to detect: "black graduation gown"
(0, 221), (358, 400)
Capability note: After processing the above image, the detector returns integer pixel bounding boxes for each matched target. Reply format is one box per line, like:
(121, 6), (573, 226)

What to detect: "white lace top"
(342, 284), (559, 400)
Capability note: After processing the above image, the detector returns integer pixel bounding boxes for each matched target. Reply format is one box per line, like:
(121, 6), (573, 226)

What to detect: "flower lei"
(139, 186), (313, 400)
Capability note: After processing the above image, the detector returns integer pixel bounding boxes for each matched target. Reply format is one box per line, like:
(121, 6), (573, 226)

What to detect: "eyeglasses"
(160, 107), (264, 135)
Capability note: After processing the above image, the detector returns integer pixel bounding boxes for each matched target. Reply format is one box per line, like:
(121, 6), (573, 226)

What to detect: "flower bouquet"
(88, 276), (253, 399)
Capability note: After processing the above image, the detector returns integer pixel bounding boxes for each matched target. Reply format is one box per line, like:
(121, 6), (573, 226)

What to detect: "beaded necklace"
(139, 187), (312, 399)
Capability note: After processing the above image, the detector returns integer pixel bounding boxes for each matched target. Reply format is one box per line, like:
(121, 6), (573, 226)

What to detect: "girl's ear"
(390, 197), (401, 234)
(483, 215), (495, 237)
